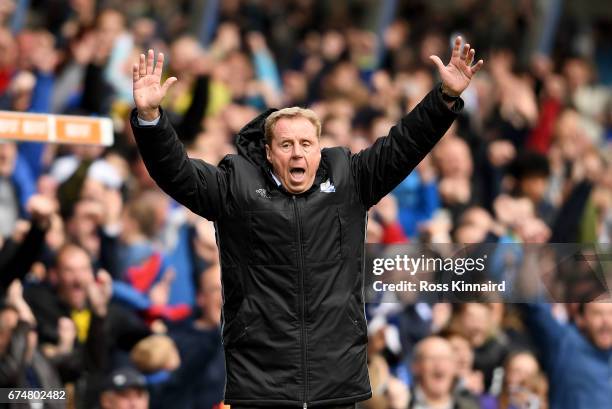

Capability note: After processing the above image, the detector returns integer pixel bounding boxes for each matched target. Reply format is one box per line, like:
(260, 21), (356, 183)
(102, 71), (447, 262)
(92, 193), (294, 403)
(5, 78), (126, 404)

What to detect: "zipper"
(293, 196), (308, 408)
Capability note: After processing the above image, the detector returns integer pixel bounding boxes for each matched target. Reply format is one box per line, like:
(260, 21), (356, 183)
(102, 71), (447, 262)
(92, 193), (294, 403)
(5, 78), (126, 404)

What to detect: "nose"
(291, 143), (304, 158)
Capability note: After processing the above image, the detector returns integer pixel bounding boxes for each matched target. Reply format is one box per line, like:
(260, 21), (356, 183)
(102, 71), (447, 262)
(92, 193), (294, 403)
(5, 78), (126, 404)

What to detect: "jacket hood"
(235, 108), (277, 168)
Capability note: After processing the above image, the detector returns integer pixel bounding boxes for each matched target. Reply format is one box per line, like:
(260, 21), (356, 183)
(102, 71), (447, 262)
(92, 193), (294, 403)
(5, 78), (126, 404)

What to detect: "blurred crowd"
(0, 0), (611, 408)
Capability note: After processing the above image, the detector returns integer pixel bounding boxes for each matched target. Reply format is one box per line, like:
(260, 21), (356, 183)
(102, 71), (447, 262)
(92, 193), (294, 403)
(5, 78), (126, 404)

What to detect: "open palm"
(133, 49), (177, 120)
(430, 36), (484, 96)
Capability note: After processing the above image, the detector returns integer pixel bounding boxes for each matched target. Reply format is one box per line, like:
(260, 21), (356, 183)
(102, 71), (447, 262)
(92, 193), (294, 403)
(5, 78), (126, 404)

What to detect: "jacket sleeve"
(0, 222), (46, 290)
(518, 303), (565, 370)
(350, 84), (462, 209)
(130, 108), (228, 221)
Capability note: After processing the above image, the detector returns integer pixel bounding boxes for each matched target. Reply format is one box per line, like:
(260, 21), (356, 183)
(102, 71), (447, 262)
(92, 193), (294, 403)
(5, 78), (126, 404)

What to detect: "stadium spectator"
(0, 280), (64, 409)
(520, 302), (612, 409)
(440, 330), (485, 397)
(153, 265), (225, 409)
(23, 243), (140, 406)
(409, 336), (479, 409)
(99, 366), (149, 409)
(448, 303), (510, 393)
(487, 351), (549, 409)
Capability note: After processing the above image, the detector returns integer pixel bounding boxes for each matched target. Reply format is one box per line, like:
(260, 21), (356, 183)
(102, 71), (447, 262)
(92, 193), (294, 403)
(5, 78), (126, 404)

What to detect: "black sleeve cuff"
(433, 82), (464, 114)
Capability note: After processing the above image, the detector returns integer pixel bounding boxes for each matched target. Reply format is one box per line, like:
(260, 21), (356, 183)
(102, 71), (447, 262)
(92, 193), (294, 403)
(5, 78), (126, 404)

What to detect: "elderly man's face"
(266, 117), (321, 194)
(413, 337), (457, 400)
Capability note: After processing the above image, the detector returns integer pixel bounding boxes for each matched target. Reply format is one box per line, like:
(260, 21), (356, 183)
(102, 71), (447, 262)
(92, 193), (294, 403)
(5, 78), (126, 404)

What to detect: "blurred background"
(0, 0), (611, 408)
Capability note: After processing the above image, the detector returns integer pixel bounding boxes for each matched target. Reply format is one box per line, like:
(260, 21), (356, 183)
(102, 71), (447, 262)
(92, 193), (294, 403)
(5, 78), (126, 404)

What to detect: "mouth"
(597, 328), (612, 338)
(289, 167), (306, 182)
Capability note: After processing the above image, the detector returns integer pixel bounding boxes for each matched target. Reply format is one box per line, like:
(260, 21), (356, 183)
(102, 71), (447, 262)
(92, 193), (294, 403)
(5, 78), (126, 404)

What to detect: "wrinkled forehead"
(271, 116), (318, 141)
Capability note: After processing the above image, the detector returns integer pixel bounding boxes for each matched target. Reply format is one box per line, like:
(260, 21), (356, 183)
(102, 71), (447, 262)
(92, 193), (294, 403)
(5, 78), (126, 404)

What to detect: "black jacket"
(131, 85), (462, 407)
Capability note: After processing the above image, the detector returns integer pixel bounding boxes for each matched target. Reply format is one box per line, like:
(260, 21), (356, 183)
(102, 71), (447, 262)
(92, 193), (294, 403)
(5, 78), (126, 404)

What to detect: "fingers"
(466, 48), (475, 66)
(455, 38), (483, 76)
(452, 36), (461, 59)
(146, 49), (154, 75)
(461, 42), (470, 61)
(161, 76), (178, 95)
(153, 52), (164, 78)
(471, 59), (484, 75)
(97, 269), (112, 286)
(135, 50), (167, 83)
(132, 63), (139, 83)
(139, 53), (146, 77)
(429, 55), (445, 71)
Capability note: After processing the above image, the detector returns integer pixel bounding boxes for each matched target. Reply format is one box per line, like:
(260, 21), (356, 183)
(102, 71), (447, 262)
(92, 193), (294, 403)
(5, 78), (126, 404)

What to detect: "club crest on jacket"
(320, 179), (336, 193)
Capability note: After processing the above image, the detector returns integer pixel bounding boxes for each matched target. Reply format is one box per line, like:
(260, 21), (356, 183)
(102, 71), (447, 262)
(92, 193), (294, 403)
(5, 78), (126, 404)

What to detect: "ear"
(265, 144), (271, 162)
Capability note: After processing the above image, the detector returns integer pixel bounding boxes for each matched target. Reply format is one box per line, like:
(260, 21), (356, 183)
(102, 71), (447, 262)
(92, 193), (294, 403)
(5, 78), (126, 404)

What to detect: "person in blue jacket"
(520, 302), (612, 409)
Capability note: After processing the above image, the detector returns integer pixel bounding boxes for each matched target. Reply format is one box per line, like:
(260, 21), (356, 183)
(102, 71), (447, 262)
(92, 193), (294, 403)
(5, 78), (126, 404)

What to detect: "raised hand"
(132, 49), (177, 121)
(57, 317), (77, 354)
(87, 269), (113, 317)
(7, 279), (36, 326)
(149, 268), (175, 306)
(26, 194), (57, 230)
(429, 36), (484, 96)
